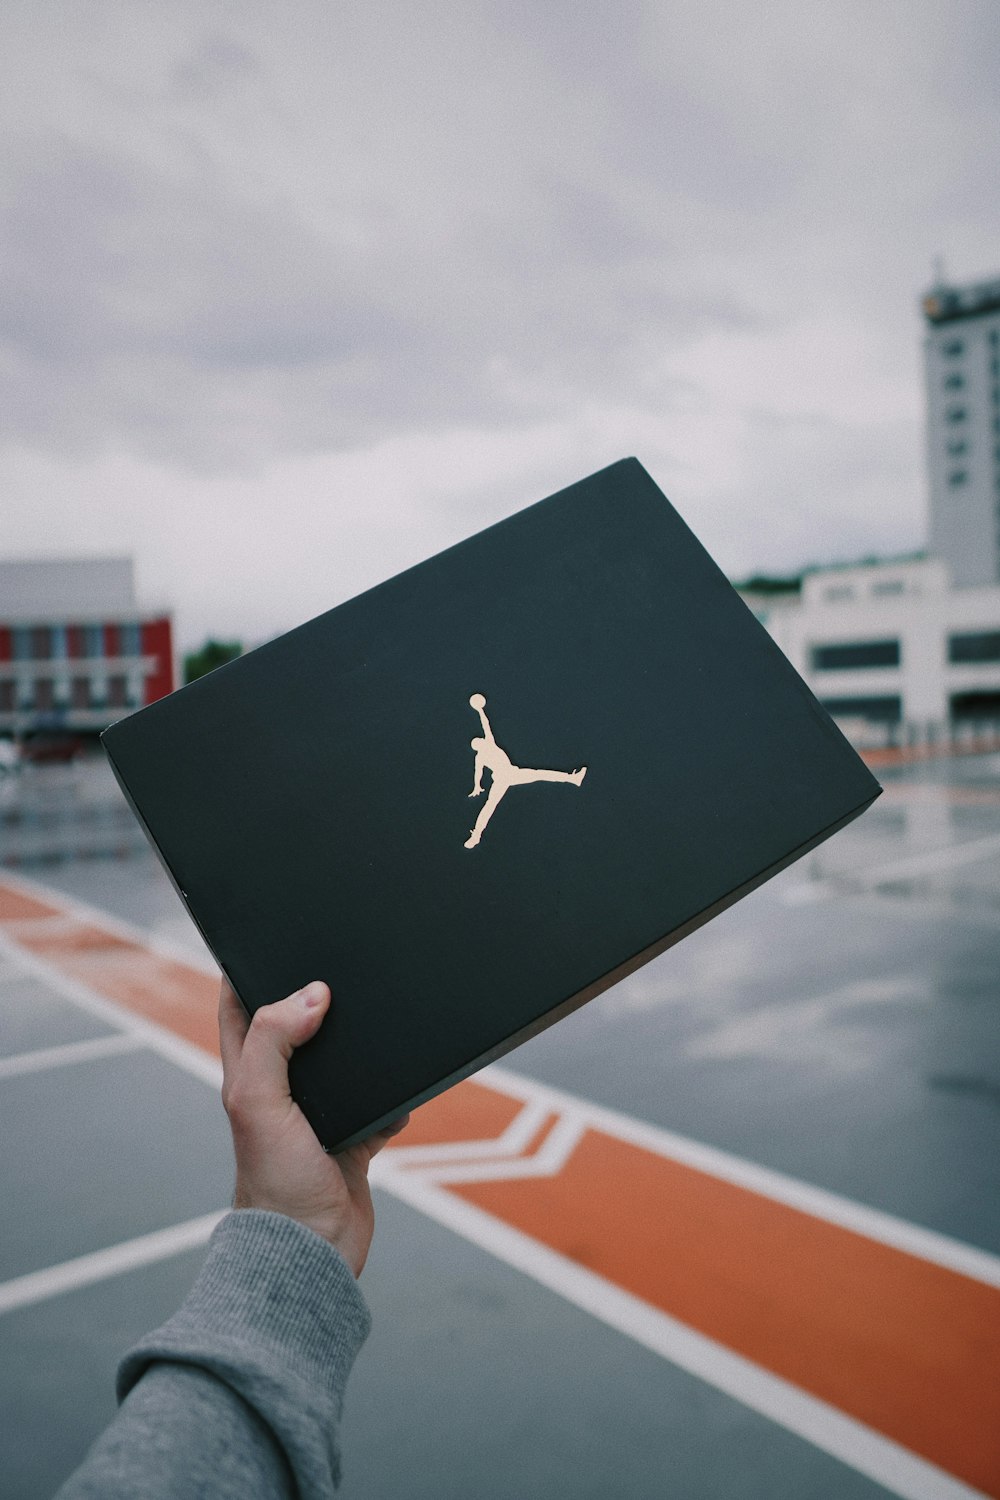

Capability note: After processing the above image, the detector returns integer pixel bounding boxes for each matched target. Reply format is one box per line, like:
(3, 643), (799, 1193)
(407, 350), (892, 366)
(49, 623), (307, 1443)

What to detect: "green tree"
(184, 639), (243, 684)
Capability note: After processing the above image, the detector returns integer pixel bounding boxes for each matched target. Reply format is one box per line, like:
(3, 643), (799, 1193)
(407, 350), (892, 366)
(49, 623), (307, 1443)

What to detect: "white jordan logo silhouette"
(464, 693), (587, 849)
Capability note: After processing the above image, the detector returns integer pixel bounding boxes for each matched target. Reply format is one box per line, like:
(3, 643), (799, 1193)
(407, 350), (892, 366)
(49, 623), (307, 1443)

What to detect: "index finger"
(218, 978), (250, 1091)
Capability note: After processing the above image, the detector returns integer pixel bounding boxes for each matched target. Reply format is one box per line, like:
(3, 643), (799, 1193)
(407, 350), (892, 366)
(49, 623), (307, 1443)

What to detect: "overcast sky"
(3, 1), (999, 648)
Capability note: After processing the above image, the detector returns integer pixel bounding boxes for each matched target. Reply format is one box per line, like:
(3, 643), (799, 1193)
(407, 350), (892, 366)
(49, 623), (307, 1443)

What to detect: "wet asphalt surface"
(1, 748), (997, 1498)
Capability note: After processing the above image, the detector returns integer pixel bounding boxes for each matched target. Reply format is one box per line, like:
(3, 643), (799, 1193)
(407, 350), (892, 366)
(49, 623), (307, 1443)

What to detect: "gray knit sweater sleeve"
(54, 1210), (371, 1500)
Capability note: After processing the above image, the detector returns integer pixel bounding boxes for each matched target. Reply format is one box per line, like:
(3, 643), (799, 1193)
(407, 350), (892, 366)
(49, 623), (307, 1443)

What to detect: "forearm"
(56, 1210), (371, 1500)
(57, 1361), (297, 1498)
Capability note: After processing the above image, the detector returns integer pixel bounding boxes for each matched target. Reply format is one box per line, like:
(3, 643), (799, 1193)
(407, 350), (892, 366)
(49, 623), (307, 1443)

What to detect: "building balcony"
(0, 654), (158, 678)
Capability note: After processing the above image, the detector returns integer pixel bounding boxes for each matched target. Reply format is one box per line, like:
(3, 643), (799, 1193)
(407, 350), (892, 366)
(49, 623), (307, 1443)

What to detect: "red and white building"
(0, 557), (174, 737)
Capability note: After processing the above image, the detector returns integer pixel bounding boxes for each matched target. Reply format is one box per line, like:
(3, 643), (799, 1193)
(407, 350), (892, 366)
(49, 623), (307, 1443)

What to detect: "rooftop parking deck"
(1, 750), (998, 1498)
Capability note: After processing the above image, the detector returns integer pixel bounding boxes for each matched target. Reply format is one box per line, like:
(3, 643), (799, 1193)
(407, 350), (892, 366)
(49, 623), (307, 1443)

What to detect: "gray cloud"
(170, 31), (261, 101)
(0, 108), (766, 470)
(1, 0), (998, 620)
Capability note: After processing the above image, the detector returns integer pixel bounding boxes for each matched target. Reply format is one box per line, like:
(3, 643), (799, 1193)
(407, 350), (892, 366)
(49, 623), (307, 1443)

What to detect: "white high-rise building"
(922, 273), (1000, 587)
(731, 272), (1000, 740)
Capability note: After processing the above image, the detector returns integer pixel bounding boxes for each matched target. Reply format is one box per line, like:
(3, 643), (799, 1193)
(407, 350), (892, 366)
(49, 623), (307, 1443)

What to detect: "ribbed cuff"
(117, 1211), (371, 1490)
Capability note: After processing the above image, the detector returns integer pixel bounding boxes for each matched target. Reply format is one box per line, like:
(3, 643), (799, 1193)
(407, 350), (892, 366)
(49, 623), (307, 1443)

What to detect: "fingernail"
(298, 981), (326, 1008)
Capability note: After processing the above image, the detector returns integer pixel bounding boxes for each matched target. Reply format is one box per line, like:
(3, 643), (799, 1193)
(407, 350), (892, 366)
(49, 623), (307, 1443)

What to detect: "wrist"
(231, 1183), (369, 1275)
(118, 1209), (371, 1407)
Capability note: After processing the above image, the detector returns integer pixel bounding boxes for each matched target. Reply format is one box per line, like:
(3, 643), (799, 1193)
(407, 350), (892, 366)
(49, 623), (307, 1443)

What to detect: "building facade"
(0, 558), (174, 738)
(746, 556), (1000, 736)
(922, 274), (1000, 587)
(735, 270), (1000, 741)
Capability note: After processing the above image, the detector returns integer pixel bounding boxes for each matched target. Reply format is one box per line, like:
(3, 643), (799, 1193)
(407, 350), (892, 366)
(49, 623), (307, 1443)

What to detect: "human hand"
(219, 979), (408, 1276)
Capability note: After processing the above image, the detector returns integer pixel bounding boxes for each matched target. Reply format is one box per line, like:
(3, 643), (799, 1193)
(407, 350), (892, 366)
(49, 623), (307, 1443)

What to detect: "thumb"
(231, 981), (330, 1121)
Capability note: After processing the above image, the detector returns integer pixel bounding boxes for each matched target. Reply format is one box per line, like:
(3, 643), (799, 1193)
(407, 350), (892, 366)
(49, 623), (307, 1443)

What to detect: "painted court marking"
(377, 1167), (983, 1500)
(0, 871), (997, 1499)
(0, 1212), (226, 1318)
(783, 827), (1000, 909)
(0, 1030), (145, 1080)
(851, 828), (1000, 886)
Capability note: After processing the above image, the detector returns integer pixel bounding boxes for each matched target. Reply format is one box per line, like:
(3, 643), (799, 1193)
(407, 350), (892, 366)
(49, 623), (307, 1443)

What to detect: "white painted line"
(0, 867), (218, 975)
(0, 1211), (226, 1317)
(482, 1064), (1000, 1290)
(802, 830), (1000, 900)
(782, 822), (1000, 909)
(782, 882), (1000, 928)
(854, 893), (1000, 929)
(6, 897), (996, 1289)
(375, 1167), (987, 1500)
(864, 831), (1000, 882)
(423, 1114), (588, 1184)
(384, 1098), (551, 1167)
(0, 1032), (146, 1080)
(5, 893), (998, 1290)
(6, 874), (997, 1494)
(0, 932), (223, 1090)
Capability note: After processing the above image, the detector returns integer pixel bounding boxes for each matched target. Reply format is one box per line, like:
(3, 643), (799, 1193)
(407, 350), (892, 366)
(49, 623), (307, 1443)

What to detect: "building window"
(30, 626), (52, 659)
(943, 373), (965, 390)
(34, 678), (55, 711)
(71, 678), (91, 709)
(820, 695), (902, 723)
(82, 623), (104, 658)
(824, 585), (854, 602)
(11, 627), (31, 661)
(947, 439), (968, 456)
(107, 675), (128, 708)
(943, 339), (964, 356)
(948, 469), (969, 485)
(946, 406), (968, 423)
(871, 579), (904, 597)
(811, 640), (901, 671)
(951, 690), (1000, 720)
(948, 630), (1000, 663)
(120, 622), (142, 657)
(0, 680), (13, 712)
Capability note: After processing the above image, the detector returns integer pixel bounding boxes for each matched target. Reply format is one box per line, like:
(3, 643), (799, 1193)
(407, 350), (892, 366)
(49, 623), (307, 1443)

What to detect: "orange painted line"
(0, 879), (509, 1141)
(3, 874), (998, 1492)
(4, 912), (221, 1057)
(452, 1129), (1000, 1497)
(388, 1077), (523, 1145)
(862, 736), (1000, 767)
(0, 886), (62, 922)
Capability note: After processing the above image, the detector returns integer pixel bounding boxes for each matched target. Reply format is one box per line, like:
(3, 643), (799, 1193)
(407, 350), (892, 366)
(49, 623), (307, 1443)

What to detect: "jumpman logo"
(464, 693), (587, 849)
